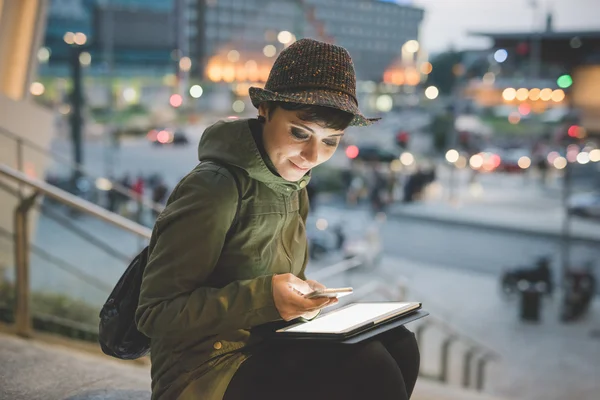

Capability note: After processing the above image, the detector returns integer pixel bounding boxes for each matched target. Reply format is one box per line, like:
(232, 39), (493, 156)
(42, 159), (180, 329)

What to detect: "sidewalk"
(5, 253), (596, 400)
(360, 255), (600, 400)
(388, 169), (600, 243)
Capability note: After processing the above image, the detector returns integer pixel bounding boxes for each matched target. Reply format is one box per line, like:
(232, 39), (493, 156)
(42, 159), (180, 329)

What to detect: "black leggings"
(223, 326), (420, 400)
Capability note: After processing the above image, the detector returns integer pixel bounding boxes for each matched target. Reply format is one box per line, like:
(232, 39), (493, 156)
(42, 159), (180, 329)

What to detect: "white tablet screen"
(282, 302), (418, 334)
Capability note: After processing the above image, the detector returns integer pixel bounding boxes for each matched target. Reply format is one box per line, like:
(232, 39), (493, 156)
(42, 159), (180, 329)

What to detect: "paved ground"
(2, 251), (598, 400)
(388, 165), (600, 242)
(312, 255), (600, 400)
(0, 329), (150, 400)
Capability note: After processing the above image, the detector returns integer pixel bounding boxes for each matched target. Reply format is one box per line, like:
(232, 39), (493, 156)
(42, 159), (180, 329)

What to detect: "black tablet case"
(273, 309), (429, 344)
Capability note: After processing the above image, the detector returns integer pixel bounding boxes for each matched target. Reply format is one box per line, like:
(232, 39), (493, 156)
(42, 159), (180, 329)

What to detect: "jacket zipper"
(281, 194), (293, 271)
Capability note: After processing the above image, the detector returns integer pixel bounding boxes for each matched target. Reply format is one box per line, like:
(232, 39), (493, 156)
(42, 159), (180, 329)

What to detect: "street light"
(64, 31), (88, 189)
(403, 40), (419, 54)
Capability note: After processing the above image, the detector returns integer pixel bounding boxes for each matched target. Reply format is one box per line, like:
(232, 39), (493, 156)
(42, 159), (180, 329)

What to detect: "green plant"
(0, 281), (99, 332)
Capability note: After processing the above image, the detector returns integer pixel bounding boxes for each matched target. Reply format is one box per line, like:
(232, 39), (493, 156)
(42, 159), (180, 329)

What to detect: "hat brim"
(249, 87), (380, 127)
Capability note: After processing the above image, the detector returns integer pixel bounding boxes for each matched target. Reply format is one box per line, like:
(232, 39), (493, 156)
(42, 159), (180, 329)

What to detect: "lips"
(289, 160), (311, 171)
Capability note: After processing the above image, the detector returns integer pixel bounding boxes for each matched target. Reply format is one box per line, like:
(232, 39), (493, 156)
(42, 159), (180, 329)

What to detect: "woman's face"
(259, 105), (345, 182)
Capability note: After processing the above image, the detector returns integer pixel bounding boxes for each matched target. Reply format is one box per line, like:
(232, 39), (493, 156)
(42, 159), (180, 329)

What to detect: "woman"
(136, 38), (420, 400)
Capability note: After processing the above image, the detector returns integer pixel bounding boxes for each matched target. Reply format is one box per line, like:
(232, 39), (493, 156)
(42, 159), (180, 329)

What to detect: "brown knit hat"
(249, 38), (379, 127)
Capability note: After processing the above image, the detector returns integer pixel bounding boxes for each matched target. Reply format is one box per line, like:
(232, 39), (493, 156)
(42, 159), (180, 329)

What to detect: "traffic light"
(396, 131), (409, 149)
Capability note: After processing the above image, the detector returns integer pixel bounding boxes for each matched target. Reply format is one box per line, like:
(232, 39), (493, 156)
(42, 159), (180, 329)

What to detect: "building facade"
(188, 0), (424, 83)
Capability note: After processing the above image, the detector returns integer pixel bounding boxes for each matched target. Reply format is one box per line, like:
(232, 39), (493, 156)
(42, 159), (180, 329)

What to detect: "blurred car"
(147, 128), (190, 146)
(498, 148), (531, 173)
(568, 192), (600, 220)
(352, 145), (399, 163)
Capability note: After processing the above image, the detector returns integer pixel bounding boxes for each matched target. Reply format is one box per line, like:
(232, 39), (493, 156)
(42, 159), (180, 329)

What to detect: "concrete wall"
(0, 0), (52, 280)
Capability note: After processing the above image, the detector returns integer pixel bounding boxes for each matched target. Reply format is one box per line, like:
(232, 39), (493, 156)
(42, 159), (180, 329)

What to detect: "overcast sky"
(411, 0), (599, 54)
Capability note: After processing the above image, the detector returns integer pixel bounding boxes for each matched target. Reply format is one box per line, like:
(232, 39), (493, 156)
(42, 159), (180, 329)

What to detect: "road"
(310, 204), (600, 280)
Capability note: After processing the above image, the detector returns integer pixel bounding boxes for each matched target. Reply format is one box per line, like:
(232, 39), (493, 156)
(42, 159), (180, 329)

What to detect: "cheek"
(316, 146), (338, 164)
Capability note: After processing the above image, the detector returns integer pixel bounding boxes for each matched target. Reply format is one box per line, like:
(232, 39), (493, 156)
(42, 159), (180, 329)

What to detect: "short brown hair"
(266, 101), (354, 131)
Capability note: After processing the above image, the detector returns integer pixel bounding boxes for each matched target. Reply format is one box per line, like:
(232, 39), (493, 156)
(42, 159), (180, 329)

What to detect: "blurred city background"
(0, 0), (599, 399)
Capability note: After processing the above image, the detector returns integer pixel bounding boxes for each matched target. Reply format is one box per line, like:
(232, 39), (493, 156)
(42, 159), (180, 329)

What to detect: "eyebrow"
(291, 122), (345, 137)
(291, 122), (314, 133)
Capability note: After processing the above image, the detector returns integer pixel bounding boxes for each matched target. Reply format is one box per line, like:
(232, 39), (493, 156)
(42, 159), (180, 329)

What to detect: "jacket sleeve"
(135, 167), (281, 339)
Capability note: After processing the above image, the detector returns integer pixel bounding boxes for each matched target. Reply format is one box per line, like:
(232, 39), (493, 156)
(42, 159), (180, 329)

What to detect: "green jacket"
(136, 118), (312, 399)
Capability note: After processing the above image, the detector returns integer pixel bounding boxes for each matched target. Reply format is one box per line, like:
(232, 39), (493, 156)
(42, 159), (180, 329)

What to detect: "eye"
(290, 127), (309, 140)
(323, 139), (338, 147)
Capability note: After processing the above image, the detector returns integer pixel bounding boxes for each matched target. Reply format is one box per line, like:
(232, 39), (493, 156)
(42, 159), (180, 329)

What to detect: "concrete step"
(0, 328), (508, 400)
(413, 380), (511, 400)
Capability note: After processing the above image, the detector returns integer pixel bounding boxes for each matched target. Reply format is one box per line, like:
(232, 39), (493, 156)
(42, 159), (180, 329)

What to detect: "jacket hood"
(197, 118), (310, 193)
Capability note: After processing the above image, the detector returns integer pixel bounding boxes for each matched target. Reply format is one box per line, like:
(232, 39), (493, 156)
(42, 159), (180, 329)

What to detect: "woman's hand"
(272, 274), (337, 321)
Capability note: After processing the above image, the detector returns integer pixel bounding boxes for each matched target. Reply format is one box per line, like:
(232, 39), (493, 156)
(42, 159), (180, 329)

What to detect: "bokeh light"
(189, 85), (203, 98)
(169, 94), (183, 108)
(502, 88), (516, 101)
(37, 47), (50, 63)
(576, 152), (590, 164)
(400, 152), (414, 166)
(316, 219), (328, 231)
(403, 40), (419, 53)
(469, 154), (484, 169)
(30, 82), (45, 96)
(232, 100), (245, 113)
(553, 157), (567, 170)
(277, 31), (293, 44)
(551, 89), (565, 102)
(539, 88), (553, 101)
(263, 45), (277, 58)
(79, 51), (91, 66)
(589, 149), (600, 162)
(179, 57), (192, 72)
(518, 103), (531, 115)
(494, 49), (508, 63)
(420, 62), (432, 74)
(516, 88), (529, 101)
(518, 156), (531, 169)
(557, 74), (573, 89)
(445, 149), (459, 163)
(375, 95), (393, 112)
(528, 88), (541, 101)
(227, 50), (240, 62)
(346, 145), (359, 159)
(424, 86), (439, 100)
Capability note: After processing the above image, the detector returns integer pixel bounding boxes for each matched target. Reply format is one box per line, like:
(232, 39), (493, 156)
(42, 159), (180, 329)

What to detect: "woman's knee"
(352, 340), (403, 377)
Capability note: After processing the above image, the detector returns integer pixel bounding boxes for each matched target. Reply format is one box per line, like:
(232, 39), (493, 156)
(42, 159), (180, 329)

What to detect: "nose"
(300, 139), (318, 165)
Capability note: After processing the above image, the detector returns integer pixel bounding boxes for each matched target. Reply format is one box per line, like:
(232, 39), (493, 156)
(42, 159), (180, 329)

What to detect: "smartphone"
(304, 287), (353, 299)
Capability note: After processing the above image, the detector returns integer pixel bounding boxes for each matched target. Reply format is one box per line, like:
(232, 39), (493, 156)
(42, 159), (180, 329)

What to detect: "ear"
(258, 103), (268, 119)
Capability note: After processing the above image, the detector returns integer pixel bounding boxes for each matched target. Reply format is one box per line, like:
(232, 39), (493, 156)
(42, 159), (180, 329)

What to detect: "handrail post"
(439, 335), (456, 383)
(16, 138), (24, 199)
(14, 192), (39, 337)
(476, 354), (492, 391)
(415, 321), (430, 345)
(462, 346), (477, 388)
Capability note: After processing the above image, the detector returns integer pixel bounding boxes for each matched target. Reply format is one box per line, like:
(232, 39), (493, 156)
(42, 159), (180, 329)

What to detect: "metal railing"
(0, 125), (164, 218)
(0, 164), (151, 337)
(310, 255), (499, 392)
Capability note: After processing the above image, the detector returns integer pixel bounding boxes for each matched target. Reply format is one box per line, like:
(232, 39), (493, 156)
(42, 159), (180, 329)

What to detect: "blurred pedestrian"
(136, 39), (420, 400)
(151, 177), (168, 220)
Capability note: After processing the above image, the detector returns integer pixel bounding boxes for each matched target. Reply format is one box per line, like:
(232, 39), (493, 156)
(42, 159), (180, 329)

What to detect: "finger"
(304, 296), (332, 308)
(305, 279), (326, 291)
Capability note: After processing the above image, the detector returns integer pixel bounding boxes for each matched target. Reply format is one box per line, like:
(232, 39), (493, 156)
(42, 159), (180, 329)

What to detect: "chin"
(280, 170), (306, 182)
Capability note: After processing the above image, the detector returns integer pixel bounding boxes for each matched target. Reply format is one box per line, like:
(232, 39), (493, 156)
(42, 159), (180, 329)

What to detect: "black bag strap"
(201, 160), (242, 241)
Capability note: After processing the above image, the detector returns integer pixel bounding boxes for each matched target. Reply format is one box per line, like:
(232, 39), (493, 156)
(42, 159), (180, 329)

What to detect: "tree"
(428, 50), (463, 95)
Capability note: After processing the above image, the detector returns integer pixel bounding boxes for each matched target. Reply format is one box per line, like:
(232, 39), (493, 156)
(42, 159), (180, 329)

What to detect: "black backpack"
(98, 162), (242, 360)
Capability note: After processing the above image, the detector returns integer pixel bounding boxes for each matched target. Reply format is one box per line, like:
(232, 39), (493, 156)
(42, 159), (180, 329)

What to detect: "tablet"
(276, 302), (421, 337)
